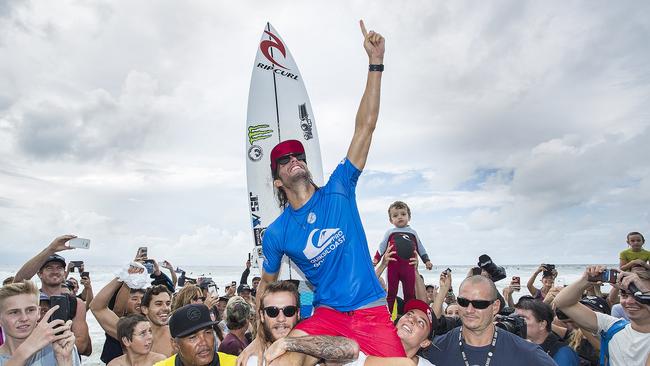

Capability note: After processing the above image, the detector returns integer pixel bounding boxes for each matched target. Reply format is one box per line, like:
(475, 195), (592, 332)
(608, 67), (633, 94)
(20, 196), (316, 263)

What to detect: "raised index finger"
(359, 19), (368, 37)
(40, 305), (60, 324)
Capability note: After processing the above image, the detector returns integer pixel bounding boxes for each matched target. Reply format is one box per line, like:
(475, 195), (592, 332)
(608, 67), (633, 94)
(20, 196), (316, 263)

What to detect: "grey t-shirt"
(0, 344), (81, 366)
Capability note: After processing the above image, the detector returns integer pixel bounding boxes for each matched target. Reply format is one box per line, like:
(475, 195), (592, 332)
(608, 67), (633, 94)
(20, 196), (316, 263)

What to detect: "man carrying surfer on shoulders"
(240, 20), (409, 365)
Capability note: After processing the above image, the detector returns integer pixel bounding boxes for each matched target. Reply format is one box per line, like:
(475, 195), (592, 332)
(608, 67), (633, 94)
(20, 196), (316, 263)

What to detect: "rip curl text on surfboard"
(257, 62), (300, 80)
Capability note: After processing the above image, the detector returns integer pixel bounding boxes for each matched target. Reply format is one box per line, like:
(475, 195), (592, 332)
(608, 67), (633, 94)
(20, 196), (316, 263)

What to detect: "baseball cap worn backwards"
(404, 299), (436, 336)
(169, 304), (217, 338)
(270, 139), (305, 172)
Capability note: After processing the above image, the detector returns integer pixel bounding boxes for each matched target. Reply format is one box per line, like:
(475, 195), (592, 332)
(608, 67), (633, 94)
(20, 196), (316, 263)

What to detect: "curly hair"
(171, 284), (203, 312)
(141, 285), (171, 308)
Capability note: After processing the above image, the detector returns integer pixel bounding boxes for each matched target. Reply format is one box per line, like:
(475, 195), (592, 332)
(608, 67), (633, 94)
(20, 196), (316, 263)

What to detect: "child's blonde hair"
(0, 280), (39, 312)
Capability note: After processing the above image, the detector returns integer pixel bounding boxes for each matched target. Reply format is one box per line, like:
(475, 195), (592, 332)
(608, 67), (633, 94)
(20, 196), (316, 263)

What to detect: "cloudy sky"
(1, 1), (649, 268)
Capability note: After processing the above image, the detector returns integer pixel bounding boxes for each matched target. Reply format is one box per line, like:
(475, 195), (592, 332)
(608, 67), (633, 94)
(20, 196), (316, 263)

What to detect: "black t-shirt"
(420, 327), (557, 366)
(100, 333), (123, 364)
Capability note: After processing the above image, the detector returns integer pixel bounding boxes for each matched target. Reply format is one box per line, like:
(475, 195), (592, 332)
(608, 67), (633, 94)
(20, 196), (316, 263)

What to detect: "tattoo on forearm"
(284, 336), (358, 362)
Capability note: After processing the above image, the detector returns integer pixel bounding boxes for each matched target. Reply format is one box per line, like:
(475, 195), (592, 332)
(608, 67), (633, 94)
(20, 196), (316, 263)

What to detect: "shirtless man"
(140, 285), (173, 356)
(107, 314), (165, 366)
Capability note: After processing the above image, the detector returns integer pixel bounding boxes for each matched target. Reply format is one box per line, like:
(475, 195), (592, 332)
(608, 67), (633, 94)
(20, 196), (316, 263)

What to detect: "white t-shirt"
(596, 312), (650, 366)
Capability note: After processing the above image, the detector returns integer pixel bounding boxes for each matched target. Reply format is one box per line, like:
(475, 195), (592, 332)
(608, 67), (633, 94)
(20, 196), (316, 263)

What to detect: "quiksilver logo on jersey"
(304, 228), (346, 267)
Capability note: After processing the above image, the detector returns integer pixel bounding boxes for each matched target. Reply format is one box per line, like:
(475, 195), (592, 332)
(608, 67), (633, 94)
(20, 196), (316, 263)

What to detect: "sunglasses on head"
(276, 153), (306, 166)
(457, 297), (495, 309)
(263, 305), (298, 318)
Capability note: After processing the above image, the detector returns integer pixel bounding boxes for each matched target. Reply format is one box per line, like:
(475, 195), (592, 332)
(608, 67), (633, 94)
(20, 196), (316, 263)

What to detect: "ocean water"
(0, 263), (617, 365)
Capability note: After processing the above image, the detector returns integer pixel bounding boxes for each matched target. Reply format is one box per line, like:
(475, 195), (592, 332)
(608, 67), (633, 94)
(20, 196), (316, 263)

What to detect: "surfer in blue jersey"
(254, 20), (408, 363)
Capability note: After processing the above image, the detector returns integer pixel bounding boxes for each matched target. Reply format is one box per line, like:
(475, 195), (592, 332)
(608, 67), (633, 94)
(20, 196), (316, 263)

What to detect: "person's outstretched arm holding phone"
(13, 235), (77, 282)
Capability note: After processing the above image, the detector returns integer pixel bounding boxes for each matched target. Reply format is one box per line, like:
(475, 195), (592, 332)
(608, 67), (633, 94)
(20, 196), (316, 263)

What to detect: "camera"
(495, 314), (527, 339)
(478, 254), (507, 282)
(588, 269), (618, 284)
(628, 283), (650, 305)
(69, 261), (84, 272)
(542, 264), (555, 271)
(542, 264), (556, 278)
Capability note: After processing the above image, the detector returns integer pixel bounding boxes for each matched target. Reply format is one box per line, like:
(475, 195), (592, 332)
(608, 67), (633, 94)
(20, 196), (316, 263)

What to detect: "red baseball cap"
(270, 140), (305, 172)
(403, 299), (435, 336)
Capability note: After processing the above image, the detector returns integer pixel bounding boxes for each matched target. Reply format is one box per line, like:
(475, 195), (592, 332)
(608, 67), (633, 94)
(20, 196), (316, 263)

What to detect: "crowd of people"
(2, 20), (650, 366)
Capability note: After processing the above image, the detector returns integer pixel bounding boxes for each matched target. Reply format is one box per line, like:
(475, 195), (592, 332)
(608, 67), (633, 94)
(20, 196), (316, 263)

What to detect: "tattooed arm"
(265, 335), (360, 365)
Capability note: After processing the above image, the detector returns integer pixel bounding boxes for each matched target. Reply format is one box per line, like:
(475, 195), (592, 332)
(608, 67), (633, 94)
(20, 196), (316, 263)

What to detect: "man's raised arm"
(14, 235), (75, 282)
(347, 20), (385, 171)
(89, 278), (124, 339)
(553, 265), (602, 333)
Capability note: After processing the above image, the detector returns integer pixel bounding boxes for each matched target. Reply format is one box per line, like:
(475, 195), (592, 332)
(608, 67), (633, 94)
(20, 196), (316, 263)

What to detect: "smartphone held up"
(588, 269), (618, 284)
(68, 238), (90, 249)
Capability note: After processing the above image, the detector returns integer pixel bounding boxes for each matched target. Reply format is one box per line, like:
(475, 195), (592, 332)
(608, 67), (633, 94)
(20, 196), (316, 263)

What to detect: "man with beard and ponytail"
(12, 235), (91, 356)
(238, 281), (362, 366)
(255, 21), (407, 364)
(155, 304), (236, 366)
(141, 285), (173, 357)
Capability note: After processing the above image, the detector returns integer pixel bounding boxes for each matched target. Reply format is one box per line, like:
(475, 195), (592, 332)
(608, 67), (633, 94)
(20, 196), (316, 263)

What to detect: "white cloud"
(1, 1), (649, 267)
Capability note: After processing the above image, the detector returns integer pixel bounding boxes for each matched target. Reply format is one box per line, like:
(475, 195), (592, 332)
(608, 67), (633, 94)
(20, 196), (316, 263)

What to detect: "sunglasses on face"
(457, 297), (495, 310)
(192, 296), (207, 302)
(263, 305), (298, 318)
(276, 153), (306, 166)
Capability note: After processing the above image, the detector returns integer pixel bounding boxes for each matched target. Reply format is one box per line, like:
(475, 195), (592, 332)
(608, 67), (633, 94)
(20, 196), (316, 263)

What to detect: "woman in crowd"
(527, 264), (558, 301)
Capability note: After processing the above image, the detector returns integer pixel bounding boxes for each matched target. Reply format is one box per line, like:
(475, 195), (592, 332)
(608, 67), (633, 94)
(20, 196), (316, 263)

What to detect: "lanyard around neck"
(459, 327), (498, 366)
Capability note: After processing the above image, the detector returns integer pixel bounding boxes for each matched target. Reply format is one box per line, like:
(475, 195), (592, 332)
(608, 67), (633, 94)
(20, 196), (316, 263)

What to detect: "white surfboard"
(245, 23), (324, 281)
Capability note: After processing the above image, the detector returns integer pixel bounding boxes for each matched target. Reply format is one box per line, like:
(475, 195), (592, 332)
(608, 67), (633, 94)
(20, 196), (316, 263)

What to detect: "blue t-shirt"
(0, 344), (81, 366)
(262, 158), (385, 311)
(420, 327), (557, 366)
(553, 345), (580, 366)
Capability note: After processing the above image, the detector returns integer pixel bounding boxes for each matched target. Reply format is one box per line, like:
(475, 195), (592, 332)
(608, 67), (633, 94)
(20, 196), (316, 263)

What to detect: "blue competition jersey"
(262, 158), (386, 311)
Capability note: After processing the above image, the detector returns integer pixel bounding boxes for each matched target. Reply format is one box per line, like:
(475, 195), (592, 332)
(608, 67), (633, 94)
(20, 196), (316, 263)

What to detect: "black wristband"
(369, 64), (384, 72)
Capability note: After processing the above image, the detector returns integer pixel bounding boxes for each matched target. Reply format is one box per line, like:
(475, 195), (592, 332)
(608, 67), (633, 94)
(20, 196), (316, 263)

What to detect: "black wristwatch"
(369, 64), (384, 72)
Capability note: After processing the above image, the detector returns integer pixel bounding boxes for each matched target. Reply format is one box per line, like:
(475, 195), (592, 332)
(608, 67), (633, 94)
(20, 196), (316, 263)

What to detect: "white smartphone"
(68, 238), (91, 249)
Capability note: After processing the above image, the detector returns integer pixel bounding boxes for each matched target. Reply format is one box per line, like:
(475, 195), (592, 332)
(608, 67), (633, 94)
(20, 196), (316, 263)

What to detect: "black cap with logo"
(40, 254), (66, 270)
(169, 304), (217, 338)
(580, 296), (611, 315)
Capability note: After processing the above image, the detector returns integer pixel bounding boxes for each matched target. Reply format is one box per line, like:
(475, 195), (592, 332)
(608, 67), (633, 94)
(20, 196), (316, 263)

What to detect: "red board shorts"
(295, 305), (406, 357)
